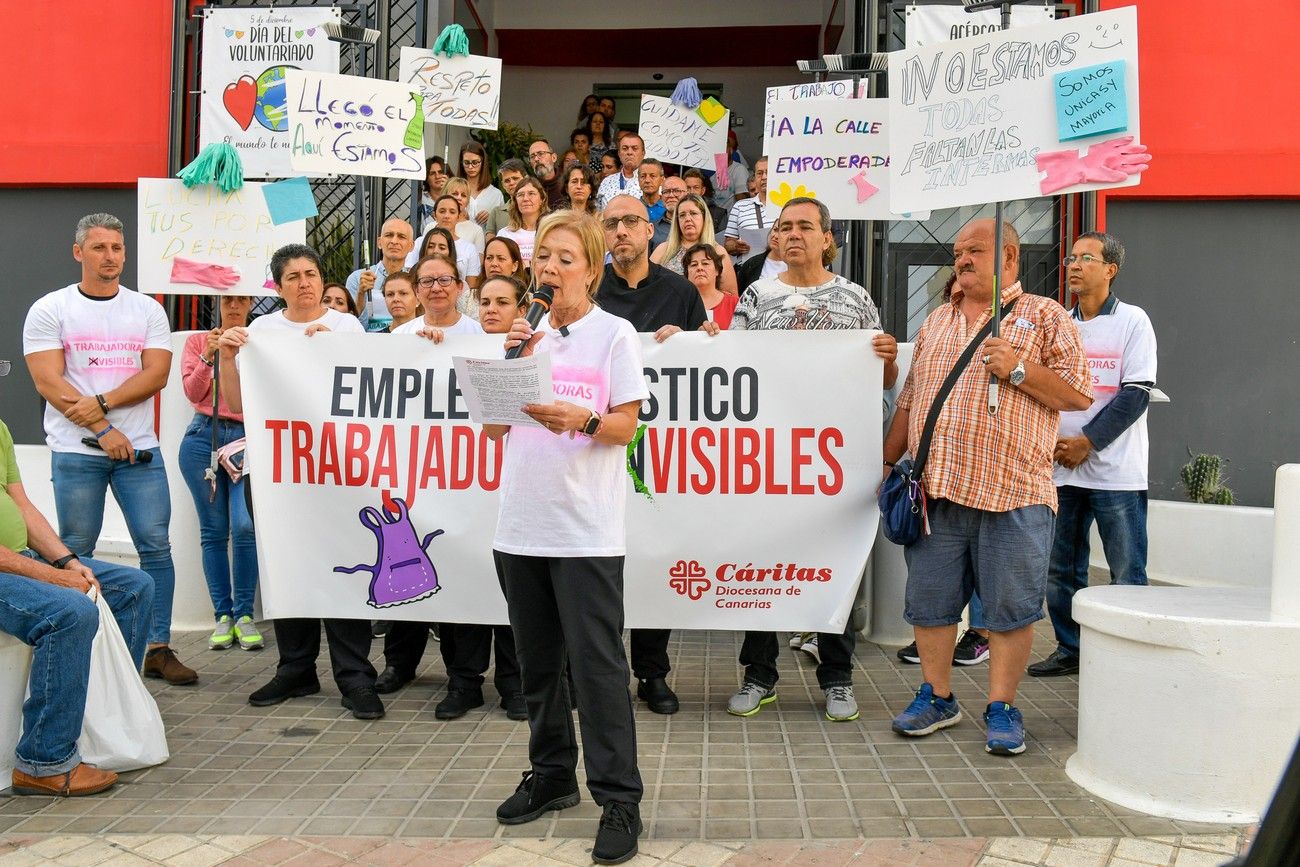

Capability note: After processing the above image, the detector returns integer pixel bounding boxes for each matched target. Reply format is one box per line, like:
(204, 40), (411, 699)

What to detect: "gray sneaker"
(726, 681), (776, 717)
(824, 685), (859, 722)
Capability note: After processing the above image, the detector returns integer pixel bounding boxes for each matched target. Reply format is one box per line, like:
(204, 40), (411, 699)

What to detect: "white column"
(1271, 464), (1300, 621)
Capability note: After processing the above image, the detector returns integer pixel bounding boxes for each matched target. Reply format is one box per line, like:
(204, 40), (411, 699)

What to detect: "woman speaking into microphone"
(483, 210), (648, 865)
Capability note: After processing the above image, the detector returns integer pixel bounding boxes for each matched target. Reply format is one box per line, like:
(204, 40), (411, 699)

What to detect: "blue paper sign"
(1053, 60), (1128, 142)
(261, 177), (318, 225)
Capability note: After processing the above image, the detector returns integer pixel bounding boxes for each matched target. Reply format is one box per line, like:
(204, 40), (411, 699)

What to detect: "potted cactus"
(1180, 452), (1235, 506)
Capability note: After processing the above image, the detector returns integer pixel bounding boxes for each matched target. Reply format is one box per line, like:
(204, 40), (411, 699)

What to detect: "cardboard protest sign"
(764, 80), (866, 154)
(137, 178), (304, 296)
(903, 3), (1055, 48)
(638, 94), (729, 170)
(765, 97), (928, 221)
(199, 7), (341, 178)
(398, 48), (502, 131)
(888, 6), (1142, 212)
(284, 70), (426, 179)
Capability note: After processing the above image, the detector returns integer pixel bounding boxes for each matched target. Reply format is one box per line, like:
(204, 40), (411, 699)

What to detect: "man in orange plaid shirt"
(882, 218), (1092, 757)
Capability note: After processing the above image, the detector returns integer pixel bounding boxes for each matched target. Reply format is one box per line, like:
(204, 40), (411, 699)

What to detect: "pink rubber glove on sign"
(1035, 136), (1150, 195)
(170, 256), (241, 289)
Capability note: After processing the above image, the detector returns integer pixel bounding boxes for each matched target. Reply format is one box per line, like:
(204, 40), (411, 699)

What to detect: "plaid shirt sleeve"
(1036, 301), (1092, 403)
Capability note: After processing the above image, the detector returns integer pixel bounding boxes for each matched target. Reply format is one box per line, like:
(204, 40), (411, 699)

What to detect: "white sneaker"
(799, 634), (821, 664)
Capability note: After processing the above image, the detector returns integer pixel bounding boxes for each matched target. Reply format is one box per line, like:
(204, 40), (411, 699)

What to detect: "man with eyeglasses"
(0, 357), (154, 797)
(527, 138), (567, 210)
(594, 196), (715, 716)
(595, 134), (647, 212)
(649, 168), (685, 248)
(1028, 232), (1157, 679)
(883, 217), (1091, 758)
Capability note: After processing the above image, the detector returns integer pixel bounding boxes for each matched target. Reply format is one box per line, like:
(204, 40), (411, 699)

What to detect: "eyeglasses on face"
(461, 159), (482, 168)
(417, 275), (458, 289)
(602, 215), (647, 232)
(1063, 253), (1105, 266)
(529, 150), (555, 160)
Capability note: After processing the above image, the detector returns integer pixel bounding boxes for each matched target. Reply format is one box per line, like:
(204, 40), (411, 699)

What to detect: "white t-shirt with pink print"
(23, 284), (172, 456)
(492, 306), (649, 557)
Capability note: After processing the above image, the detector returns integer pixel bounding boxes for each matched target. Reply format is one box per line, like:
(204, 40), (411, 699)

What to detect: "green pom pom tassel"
(177, 142), (244, 194)
(432, 24), (469, 57)
(626, 423), (653, 501)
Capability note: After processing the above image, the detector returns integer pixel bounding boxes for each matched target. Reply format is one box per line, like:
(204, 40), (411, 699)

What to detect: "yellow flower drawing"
(768, 182), (816, 207)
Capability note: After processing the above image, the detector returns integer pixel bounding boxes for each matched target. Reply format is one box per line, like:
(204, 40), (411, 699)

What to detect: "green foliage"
(472, 122), (538, 177)
(308, 219), (357, 285)
(1180, 452), (1236, 505)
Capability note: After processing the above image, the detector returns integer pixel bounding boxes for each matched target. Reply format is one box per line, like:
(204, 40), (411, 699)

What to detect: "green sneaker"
(209, 615), (235, 650)
(233, 616), (264, 651)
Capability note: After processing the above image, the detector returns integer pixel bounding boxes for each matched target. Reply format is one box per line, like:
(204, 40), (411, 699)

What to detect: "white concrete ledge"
(1068, 585), (1300, 823)
(1090, 499), (1274, 589)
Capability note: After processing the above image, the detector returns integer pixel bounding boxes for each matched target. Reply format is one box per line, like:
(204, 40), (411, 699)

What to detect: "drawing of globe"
(252, 65), (293, 131)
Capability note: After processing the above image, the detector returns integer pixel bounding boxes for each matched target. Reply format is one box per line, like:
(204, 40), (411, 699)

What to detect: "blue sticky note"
(1054, 60), (1128, 142)
(261, 177), (317, 225)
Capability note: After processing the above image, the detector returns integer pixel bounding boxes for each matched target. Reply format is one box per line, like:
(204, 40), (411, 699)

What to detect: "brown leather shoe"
(12, 763), (118, 797)
(143, 646), (198, 685)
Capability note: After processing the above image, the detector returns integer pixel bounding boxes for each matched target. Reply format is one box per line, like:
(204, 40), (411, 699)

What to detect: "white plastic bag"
(78, 592), (169, 771)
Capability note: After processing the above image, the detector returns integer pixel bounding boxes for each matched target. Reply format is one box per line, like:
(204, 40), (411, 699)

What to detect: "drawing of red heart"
(223, 76), (257, 131)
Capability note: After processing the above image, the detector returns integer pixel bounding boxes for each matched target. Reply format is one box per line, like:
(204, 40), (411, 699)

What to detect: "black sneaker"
(435, 687), (485, 720)
(374, 666), (414, 694)
(953, 629), (991, 665)
(1027, 648), (1080, 677)
(636, 678), (679, 714)
(341, 686), (385, 720)
(248, 675), (320, 707)
(496, 770), (580, 825)
(592, 801), (642, 864)
(896, 641), (920, 664)
(371, 620), (391, 638)
(502, 692), (528, 721)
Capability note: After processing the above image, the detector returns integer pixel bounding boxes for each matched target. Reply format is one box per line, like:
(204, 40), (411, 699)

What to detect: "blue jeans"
(51, 449), (176, 645)
(177, 415), (258, 620)
(969, 592), (986, 631)
(0, 552), (153, 776)
(1047, 486), (1148, 658)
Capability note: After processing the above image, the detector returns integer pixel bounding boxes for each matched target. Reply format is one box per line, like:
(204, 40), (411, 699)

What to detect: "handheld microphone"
(80, 437), (154, 463)
(505, 284), (556, 360)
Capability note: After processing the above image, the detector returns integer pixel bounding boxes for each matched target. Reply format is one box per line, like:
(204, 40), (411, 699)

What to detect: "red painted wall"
(1101, 0), (1300, 199)
(0, 0), (173, 187)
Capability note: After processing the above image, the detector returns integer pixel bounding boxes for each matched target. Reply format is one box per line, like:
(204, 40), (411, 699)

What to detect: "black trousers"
(495, 550), (642, 806)
(448, 624), (521, 695)
(273, 618), (376, 693)
(629, 629), (671, 680)
(739, 626), (856, 690)
(382, 621), (453, 678)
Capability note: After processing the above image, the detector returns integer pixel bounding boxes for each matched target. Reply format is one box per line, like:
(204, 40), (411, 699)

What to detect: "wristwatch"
(1009, 360), (1027, 387)
(581, 411), (602, 437)
(52, 554), (79, 570)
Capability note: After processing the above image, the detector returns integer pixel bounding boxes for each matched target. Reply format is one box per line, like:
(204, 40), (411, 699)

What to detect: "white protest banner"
(764, 80), (866, 153)
(199, 7), (340, 178)
(638, 95), (730, 170)
(137, 178), (302, 296)
(398, 48), (502, 131)
(766, 98), (929, 221)
(285, 70), (426, 179)
(241, 331), (880, 631)
(904, 3), (1055, 48)
(888, 6), (1142, 213)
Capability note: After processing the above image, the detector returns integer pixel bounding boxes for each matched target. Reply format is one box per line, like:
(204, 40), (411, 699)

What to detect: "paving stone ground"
(0, 624), (1252, 864)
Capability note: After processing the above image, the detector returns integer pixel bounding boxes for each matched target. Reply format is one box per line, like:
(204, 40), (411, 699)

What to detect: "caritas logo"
(668, 559), (710, 600)
(669, 559), (833, 608)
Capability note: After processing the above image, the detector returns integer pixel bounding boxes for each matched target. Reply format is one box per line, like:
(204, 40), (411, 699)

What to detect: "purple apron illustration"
(333, 498), (444, 608)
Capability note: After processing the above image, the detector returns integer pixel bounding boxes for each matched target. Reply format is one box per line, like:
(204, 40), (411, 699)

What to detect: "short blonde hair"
(533, 209), (605, 301)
